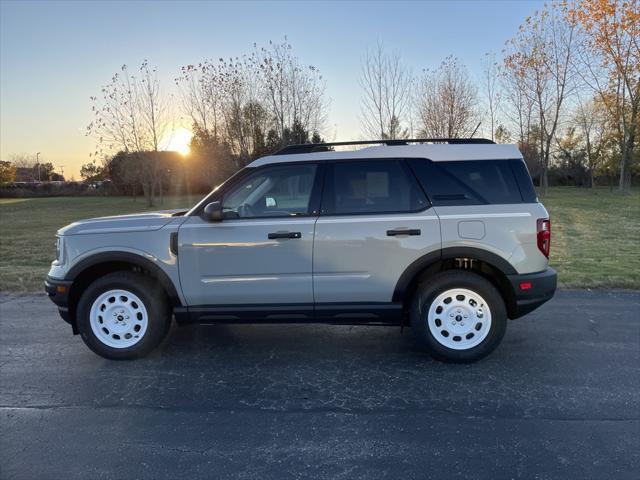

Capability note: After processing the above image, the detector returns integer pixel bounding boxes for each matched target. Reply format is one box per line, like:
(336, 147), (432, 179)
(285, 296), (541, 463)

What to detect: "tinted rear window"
(322, 159), (428, 215)
(407, 159), (532, 205)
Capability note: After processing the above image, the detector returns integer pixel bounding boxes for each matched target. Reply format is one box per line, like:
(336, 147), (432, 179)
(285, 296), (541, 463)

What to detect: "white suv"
(46, 139), (557, 362)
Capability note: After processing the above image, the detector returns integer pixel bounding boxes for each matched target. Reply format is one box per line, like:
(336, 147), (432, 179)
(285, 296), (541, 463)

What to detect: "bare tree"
(87, 61), (173, 206)
(500, 57), (540, 178)
(503, 3), (578, 192)
(574, 96), (611, 187)
(416, 56), (479, 138)
(178, 57), (256, 164)
(8, 153), (36, 169)
(256, 39), (328, 142)
(176, 62), (221, 140)
(177, 39), (329, 166)
(220, 56), (262, 163)
(482, 52), (501, 141)
(500, 66), (536, 146)
(359, 42), (413, 139)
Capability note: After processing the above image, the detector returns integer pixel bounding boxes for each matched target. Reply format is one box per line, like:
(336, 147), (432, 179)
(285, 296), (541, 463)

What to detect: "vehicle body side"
(46, 144), (556, 332)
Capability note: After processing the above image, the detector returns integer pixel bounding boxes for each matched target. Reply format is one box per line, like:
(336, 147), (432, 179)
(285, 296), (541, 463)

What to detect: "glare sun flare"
(164, 128), (193, 156)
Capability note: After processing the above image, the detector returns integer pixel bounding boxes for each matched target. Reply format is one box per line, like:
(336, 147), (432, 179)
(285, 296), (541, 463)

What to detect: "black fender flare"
(66, 251), (182, 306)
(392, 247), (517, 303)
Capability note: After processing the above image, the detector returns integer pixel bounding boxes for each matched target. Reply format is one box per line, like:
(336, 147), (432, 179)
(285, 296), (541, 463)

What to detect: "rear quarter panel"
(435, 203), (550, 274)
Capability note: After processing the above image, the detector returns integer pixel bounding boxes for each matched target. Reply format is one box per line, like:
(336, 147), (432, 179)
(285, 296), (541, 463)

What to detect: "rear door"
(312, 159), (441, 309)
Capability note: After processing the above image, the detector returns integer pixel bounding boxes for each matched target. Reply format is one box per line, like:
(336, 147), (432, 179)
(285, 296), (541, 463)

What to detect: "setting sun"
(164, 128), (192, 156)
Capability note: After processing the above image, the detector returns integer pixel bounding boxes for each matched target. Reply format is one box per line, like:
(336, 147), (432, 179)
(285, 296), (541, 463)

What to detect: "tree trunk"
(143, 180), (155, 208)
(618, 152), (628, 192)
(539, 137), (549, 194)
(540, 167), (549, 193)
(619, 107), (637, 192)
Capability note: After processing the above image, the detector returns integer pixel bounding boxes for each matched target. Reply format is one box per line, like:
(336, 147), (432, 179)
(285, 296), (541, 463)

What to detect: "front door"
(178, 163), (321, 308)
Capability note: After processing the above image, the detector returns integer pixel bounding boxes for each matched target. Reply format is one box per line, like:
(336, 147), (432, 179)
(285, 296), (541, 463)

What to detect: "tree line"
(2, 0), (636, 202)
(78, 40), (327, 205)
(357, 0), (638, 193)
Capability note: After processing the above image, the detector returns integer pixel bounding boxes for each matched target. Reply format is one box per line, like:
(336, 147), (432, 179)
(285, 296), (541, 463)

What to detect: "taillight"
(537, 218), (551, 258)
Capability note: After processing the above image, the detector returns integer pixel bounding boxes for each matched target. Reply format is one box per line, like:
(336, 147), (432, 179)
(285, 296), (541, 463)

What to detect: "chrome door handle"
(268, 231), (302, 239)
(387, 229), (421, 236)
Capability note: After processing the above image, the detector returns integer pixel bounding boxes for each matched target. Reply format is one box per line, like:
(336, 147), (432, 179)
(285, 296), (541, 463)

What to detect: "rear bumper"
(44, 276), (73, 325)
(507, 267), (557, 319)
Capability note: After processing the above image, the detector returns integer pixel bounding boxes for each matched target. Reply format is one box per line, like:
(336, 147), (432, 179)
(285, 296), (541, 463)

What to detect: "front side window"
(323, 160), (428, 215)
(222, 164), (318, 218)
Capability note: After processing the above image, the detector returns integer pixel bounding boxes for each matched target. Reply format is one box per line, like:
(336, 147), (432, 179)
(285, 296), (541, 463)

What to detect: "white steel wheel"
(427, 288), (492, 350)
(89, 289), (149, 349)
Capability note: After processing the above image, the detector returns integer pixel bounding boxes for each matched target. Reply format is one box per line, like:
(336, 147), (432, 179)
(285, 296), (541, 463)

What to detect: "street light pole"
(36, 152), (41, 182)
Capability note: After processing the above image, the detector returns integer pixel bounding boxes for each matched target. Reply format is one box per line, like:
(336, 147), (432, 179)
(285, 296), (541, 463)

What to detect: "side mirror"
(203, 201), (223, 222)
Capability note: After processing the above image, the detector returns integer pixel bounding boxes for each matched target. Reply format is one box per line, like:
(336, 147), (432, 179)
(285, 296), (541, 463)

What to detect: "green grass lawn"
(0, 188), (638, 292)
(0, 195), (200, 292)
(539, 187), (639, 289)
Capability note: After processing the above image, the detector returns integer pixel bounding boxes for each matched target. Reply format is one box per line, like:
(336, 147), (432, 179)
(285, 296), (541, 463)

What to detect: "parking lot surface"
(1, 290), (639, 479)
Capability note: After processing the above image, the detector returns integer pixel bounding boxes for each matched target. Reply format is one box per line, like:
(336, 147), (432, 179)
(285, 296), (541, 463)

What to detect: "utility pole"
(59, 165), (65, 180)
(36, 152), (41, 182)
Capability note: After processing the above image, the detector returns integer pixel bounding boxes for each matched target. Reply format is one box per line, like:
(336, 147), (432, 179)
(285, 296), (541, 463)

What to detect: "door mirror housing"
(203, 201), (223, 222)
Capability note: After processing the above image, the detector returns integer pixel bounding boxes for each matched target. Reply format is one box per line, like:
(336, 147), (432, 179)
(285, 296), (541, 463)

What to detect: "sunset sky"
(0, 0), (542, 179)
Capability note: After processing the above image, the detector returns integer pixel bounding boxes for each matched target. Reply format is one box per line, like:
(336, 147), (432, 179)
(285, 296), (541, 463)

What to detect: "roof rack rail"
(273, 138), (495, 155)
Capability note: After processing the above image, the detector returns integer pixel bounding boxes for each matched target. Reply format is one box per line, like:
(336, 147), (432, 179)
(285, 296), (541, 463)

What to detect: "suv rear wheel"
(76, 271), (171, 360)
(411, 271), (507, 363)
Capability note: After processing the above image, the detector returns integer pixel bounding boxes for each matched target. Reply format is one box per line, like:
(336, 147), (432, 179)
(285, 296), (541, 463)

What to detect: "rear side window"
(407, 159), (529, 205)
(322, 160), (428, 215)
(510, 160), (538, 202)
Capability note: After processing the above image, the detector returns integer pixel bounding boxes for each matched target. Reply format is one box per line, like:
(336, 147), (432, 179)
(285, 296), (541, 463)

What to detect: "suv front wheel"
(76, 271), (171, 360)
(411, 271), (507, 363)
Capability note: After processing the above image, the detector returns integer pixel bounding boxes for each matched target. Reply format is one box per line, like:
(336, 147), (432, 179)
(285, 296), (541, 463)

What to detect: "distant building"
(14, 166), (65, 182)
(14, 167), (37, 182)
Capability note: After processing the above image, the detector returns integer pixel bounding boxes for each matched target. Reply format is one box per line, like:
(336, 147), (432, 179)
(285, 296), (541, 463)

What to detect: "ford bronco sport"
(45, 139), (557, 362)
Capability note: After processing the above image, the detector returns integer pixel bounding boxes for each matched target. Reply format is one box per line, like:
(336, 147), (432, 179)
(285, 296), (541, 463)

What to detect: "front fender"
(65, 247), (183, 306)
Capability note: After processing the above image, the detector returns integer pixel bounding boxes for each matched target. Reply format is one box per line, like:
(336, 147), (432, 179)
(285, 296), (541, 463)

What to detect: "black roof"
(273, 138), (495, 156)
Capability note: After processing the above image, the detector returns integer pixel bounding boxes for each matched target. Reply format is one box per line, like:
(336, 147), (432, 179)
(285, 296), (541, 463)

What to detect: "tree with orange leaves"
(570, 0), (639, 191)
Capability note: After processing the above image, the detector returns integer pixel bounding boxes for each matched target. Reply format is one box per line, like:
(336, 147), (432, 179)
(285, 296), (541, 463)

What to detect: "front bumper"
(507, 267), (557, 319)
(45, 276), (73, 325)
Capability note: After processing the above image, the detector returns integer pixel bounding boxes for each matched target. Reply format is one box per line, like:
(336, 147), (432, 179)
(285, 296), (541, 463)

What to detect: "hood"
(58, 209), (187, 236)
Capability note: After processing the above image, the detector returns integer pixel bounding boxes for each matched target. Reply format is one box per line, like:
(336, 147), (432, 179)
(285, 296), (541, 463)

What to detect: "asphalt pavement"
(1, 290), (639, 480)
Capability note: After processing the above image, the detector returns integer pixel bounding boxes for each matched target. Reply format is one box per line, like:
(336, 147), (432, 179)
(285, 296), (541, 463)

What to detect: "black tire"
(76, 271), (171, 360)
(410, 270), (507, 363)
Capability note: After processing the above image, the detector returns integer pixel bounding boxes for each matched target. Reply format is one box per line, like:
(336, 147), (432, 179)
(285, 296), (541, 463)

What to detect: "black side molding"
(174, 302), (403, 325)
(507, 268), (557, 319)
(65, 251), (182, 307)
(392, 247), (518, 303)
